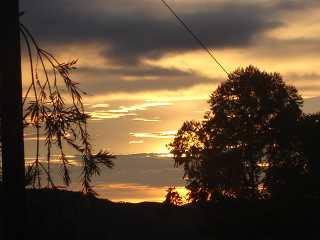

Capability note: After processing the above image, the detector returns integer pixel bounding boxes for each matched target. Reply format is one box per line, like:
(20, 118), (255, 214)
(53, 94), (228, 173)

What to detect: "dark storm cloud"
(75, 65), (219, 94)
(20, 0), (282, 64)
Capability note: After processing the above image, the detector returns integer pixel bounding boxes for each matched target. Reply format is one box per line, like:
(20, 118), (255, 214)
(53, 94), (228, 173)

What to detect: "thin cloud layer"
(133, 118), (160, 122)
(129, 130), (177, 139)
(74, 65), (220, 94)
(87, 101), (172, 120)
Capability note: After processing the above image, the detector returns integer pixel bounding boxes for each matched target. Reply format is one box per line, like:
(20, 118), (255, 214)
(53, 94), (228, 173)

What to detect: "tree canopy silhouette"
(297, 113), (320, 180)
(169, 65), (310, 202)
(274, 112), (320, 198)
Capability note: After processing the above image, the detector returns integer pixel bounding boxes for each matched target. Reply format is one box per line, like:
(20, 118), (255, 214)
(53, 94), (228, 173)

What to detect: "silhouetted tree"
(290, 112), (320, 198)
(297, 113), (320, 176)
(19, 23), (115, 195)
(1, 4), (114, 238)
(261, 112), (320, 199)
(0, 16), (115, 196)
(163, 186), (183, 206)
(169, 66), (305, 202)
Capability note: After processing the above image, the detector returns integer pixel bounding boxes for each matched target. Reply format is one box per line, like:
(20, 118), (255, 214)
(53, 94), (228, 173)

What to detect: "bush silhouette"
(164, 186), (184, 206)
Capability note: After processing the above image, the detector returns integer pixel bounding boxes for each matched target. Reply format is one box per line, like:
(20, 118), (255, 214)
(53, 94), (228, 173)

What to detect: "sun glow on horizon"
(85, 183), (189, 204)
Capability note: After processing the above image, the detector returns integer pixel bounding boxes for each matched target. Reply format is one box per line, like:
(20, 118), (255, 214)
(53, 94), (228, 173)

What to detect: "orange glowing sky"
(21, 0), (320, 154)
(20, 0), (320, 201)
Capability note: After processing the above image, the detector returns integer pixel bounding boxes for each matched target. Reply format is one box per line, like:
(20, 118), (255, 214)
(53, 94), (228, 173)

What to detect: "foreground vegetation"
(1, 66), (319, 240)
(0, 187), (319, 240)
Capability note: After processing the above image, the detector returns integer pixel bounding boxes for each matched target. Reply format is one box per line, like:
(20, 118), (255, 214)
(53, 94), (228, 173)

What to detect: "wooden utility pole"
(1, 1), (26, 239)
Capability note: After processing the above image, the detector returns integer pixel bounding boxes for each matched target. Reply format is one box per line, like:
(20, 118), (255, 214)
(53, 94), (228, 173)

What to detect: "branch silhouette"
(17, 23), (115, 195)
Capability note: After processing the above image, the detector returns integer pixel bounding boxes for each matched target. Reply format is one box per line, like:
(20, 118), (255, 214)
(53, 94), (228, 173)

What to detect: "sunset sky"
(19, 0), (320, 201)
(21, 0), (320, 154)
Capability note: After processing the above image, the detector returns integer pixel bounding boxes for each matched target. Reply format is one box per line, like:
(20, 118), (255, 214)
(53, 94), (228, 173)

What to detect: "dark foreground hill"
(1, 188), (320, 240)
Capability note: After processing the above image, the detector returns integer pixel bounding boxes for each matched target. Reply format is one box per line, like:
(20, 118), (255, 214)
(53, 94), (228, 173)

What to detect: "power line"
(159, 0), (229, 76)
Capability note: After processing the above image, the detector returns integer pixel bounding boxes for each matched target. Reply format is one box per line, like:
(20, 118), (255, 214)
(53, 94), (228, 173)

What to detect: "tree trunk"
(0, 1), (26, 239)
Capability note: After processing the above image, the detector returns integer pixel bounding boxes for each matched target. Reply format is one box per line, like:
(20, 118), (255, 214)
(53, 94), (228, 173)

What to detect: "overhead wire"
(159, 0), (229, 76)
